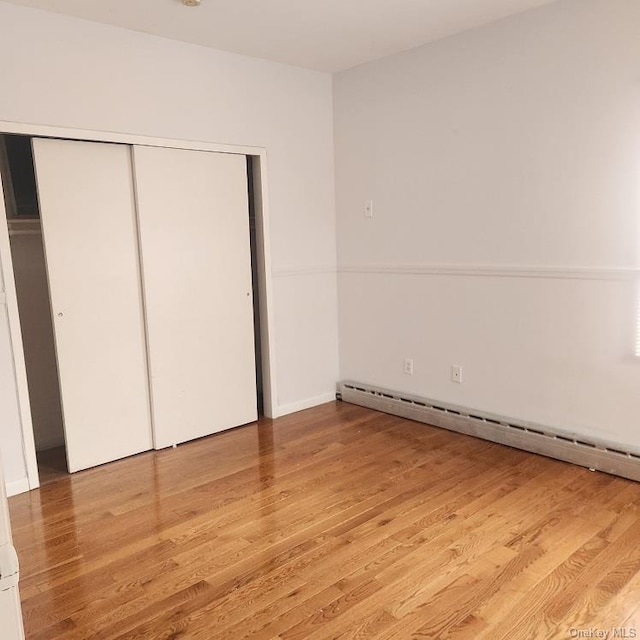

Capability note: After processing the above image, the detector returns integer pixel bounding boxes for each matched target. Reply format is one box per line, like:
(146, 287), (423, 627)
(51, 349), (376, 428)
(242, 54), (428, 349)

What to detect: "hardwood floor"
(9, 401), (640, 639)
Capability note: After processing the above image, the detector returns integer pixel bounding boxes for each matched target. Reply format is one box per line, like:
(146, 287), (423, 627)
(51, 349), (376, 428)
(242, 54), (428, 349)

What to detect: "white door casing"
(0, 456), (24, 640)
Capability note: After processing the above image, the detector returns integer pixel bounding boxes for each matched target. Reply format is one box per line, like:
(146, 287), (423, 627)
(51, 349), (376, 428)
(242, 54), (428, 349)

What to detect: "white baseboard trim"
(276, 392), (337, 418)
(6, 477), (30, 497)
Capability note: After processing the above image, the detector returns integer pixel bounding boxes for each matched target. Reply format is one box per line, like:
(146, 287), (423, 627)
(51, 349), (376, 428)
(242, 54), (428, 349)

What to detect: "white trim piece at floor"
(6, 478), (30, 497)
(276, 392), (337, 418)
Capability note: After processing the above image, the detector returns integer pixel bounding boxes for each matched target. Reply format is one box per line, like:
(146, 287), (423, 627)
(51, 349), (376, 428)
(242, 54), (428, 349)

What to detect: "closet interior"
(0, 133), (264, 485)
(0, 134), (67, 484)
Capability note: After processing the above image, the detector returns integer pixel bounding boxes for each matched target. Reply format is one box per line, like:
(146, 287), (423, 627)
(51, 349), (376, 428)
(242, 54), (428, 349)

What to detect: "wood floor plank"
(9, 401), (640, 640)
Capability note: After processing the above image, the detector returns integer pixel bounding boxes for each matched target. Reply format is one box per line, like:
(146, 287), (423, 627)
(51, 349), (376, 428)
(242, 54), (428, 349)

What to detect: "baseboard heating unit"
(337, 381), (640, 483)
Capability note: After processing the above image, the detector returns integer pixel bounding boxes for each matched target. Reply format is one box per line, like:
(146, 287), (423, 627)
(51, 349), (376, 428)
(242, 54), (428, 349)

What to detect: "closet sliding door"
(32, 139), (152, 472)
(133, 146), (257, 449)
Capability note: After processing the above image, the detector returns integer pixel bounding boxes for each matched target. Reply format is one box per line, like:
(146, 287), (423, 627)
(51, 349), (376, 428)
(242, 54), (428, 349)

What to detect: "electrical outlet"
(364, 200), (374, 218)
(451, 365), (463, 383)
(404, 358), (414, 375)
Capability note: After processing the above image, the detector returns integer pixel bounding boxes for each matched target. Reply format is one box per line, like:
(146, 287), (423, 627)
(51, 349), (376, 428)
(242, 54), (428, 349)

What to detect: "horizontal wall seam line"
(338, 265), (640, 281)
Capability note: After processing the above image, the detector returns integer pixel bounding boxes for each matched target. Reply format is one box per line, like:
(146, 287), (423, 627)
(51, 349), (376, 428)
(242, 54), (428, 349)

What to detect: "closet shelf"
(7, 219), (41, 236)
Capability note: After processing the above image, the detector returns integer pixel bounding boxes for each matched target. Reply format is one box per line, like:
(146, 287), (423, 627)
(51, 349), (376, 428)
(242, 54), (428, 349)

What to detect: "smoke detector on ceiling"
(181, 0), (201, 6)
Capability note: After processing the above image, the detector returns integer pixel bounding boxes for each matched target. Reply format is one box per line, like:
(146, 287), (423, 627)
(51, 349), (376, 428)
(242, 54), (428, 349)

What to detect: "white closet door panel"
(32, 139), (152, 472)
(133, 146), (257, 449)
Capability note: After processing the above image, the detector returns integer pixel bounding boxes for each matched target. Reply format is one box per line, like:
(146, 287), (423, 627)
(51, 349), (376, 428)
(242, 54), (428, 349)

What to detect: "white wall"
(0, 1), (339, 490)
(335, 0), (640, 447)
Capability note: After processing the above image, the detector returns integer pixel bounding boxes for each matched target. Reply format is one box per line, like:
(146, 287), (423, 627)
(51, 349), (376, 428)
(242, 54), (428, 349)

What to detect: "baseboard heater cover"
(337, 381), (640, 483)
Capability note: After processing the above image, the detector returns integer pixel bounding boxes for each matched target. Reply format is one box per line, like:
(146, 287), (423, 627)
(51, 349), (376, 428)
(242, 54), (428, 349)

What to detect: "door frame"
(0, 120), (278, 492)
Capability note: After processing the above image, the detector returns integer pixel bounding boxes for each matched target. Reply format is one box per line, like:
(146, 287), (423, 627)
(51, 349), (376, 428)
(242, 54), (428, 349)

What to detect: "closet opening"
(247, 156), (264, 416)
(0, 134), (68, 485)
(0, 127), (276, 489)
